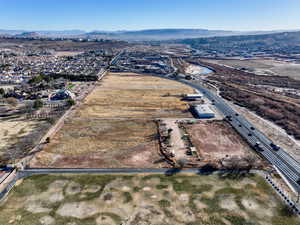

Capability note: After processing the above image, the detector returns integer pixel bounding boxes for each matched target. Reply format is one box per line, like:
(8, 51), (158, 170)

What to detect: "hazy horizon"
(1, 28), (300, 33)
(0, 0), (300, 31)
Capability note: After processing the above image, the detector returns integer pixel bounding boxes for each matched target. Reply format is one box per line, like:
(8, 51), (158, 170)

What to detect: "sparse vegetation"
(6, 97), (18, 107)
(66, 98), (75, 106)
(31, 72), (193, 168)
(0, 174), (298, 225)
(0, 87), (5, 96)
(33, 99), (43, 109)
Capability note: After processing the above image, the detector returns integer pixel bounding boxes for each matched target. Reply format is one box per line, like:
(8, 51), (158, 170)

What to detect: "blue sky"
(0, 0), (299, 31)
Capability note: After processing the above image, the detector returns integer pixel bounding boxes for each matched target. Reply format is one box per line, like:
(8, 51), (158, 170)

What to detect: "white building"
(184, 93), (203, 101)
(193, 104), (215, 119)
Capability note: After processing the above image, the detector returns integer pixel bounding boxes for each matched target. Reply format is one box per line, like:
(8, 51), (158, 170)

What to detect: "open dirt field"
(0, 103), (50, 165)
(1, 174), (298, 225)
(77, 72), (194, 119)
(203, 59), (300, 80)
(31, 73), (193, 168)
(185, 121), (257, 164)
(30, 119), (163, 168)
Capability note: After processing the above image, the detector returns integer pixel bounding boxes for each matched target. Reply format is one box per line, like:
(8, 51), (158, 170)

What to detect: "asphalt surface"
(4, 51), (300, 195)
(92, 55), (300, 194)
(178, 78), (300, 193)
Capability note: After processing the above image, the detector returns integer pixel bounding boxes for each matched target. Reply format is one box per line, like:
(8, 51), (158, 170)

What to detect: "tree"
(66, 98), (75, 106)
(33, 99), (43, 109)
(45, 137), (50, 144)
(0, 88), (5, 96)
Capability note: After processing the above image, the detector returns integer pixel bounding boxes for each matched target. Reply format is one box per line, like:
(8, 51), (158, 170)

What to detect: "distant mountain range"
(0, 28), (299, 41)
(0, 29), (86, 37)
(178, 31), (300, 55)
(85, 29), (237, 40)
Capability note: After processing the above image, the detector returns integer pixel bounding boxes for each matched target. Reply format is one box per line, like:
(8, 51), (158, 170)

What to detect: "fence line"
(265, 174), (300, 216)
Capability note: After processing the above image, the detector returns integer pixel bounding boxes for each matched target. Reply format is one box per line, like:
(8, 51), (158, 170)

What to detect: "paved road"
(72, 61), (300, 194)
(136, 71), (300, 193)
(178, 78), (300, 193)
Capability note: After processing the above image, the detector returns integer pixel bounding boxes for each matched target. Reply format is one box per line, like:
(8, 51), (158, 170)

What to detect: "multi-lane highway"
(106, 51), (300, 194)
(179, 78), (300, 193)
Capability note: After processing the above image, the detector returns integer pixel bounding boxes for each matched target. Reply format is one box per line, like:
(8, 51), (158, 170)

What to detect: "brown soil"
(30, 119), (164, 168)
(30, 72), (193, 168)
(77, 72), (194, 119)
(185, 121), (257, 163)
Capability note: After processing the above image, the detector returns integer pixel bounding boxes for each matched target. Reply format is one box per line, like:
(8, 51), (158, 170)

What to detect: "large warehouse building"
(193, 104), (215, 119)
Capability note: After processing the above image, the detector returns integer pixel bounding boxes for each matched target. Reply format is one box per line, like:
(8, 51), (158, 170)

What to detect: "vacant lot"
(31, 73), (193, 168)
(0, 103), (50, 165)
(1, 174), (298, 225)
(203, 58), (300, 80)
(77, 73), (194, 119)
(185, 121), (258, 166)
(30, 119), (163, 168)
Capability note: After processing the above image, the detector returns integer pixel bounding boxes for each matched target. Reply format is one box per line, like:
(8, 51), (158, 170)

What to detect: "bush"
(6, 97), (18, 107)
(33, 99), (43, 109)
(45, 137), (50, 143)
(46, 117), (55, 124)
(123, 192), (133, 203)
(0, 88), (5, 96)
(66, 98), (76, 106)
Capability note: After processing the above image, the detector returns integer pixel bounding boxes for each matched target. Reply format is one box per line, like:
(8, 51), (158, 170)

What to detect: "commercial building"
(193, 104), (215, 119)
(184, 93), (203, 101)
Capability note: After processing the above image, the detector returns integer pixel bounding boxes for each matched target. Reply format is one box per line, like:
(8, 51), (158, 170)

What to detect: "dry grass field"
(1, 174), (299, 225)
(31, 73), (193, 168)
(77, 73), (194, 119)
(30, 119), (163, 168)
(0, 103), (50, 165)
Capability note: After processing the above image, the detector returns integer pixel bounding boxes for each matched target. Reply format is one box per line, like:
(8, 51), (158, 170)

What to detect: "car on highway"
(225, 115), (232, 121)
(270, 143), (280, 151)
(254, 142), (264, 151)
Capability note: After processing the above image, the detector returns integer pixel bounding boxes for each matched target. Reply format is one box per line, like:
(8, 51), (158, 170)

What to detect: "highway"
(179, 78), (300, 193)
(101, 51), (300, 194)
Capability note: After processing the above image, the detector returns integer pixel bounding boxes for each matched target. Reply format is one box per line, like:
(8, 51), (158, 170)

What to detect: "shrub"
(66, 98), (76, 106)
(6, 97), (18, 107)
(33, 99), (43, 109)
(0, 88), (5, 96)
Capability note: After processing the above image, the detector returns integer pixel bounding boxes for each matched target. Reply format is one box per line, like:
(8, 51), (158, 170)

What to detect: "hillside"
(86, 29), (239, 40)
(180, 31), (300, 55)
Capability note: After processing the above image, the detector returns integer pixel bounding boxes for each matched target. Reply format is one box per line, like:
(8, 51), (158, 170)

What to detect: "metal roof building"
(193, 104), (215, 119)
(184, 93), (203, 100)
